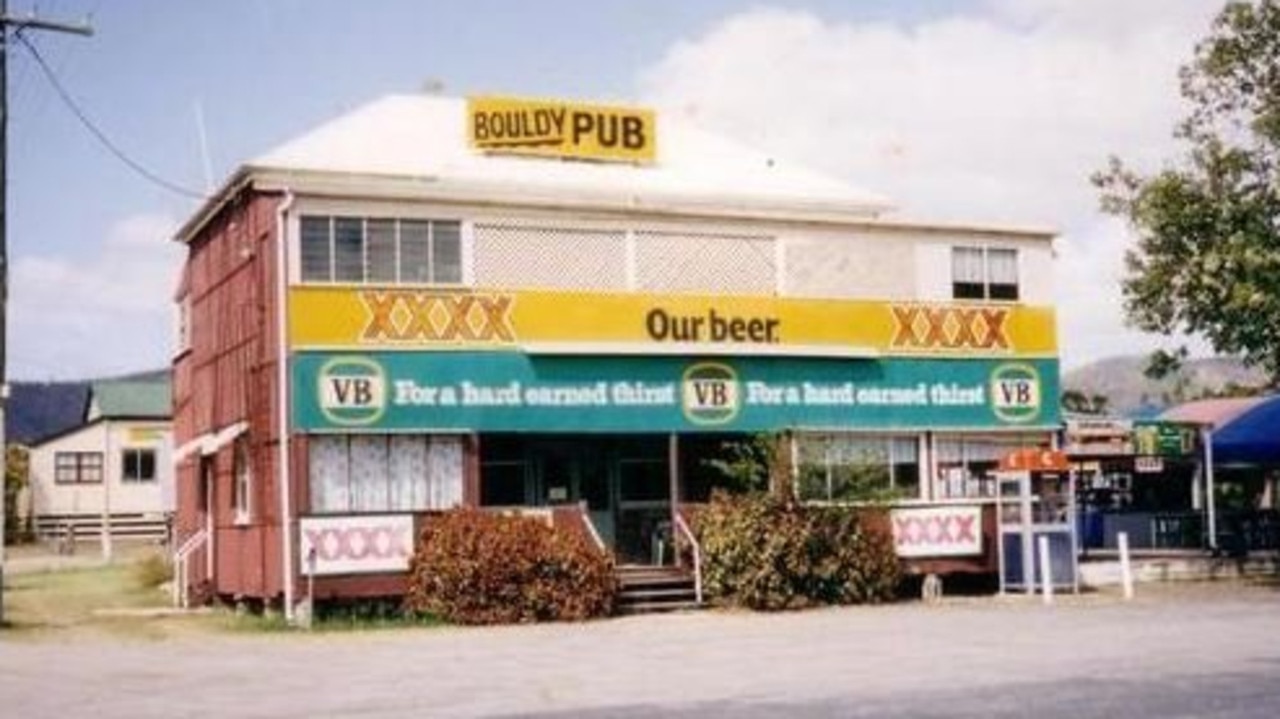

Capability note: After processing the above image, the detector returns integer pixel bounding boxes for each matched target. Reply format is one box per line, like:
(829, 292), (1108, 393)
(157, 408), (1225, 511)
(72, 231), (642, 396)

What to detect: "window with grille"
(952, 246), (1019, 301)
(55, 452), (104, 484)
(299, 215), (465, 285)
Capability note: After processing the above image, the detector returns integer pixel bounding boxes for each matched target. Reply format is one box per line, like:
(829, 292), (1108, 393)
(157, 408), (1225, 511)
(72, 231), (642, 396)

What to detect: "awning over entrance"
(1209, 395), (1280, 466)
(1161, 394), (1280, 466)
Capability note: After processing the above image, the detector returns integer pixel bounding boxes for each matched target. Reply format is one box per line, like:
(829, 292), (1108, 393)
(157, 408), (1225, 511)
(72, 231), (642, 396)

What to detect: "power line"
(14, 30), (206, 200)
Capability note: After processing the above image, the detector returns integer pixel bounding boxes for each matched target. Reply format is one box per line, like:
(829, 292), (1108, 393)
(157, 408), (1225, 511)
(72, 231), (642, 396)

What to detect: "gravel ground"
(3, 581), (1279, 718)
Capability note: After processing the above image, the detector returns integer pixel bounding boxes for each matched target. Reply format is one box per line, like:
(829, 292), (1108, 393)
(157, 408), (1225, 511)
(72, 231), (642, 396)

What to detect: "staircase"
(616, 565), (702, 614)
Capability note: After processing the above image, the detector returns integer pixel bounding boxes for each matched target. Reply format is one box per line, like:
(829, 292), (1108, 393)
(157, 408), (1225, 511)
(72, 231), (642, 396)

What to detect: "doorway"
(478, 434), (671, 564)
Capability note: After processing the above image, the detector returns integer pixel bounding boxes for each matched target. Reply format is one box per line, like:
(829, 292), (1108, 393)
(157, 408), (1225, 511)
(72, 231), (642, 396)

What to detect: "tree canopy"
(1095, 1), (1280, 382)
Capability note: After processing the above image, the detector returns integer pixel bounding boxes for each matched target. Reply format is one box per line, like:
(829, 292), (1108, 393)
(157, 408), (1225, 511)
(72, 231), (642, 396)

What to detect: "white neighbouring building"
(26, 378), (174, 544)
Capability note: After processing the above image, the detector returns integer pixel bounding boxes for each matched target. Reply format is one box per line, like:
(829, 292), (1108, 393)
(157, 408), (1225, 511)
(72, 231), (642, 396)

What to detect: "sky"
(5, 0), (1227, 380)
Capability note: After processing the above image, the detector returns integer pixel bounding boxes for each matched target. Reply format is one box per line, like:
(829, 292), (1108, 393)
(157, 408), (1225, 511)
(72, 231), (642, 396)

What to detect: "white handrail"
(175, 527), (208, 558)
(172, 528), (209, 609)
(578, 502), (606, 552)
(673, 512), (703, 605)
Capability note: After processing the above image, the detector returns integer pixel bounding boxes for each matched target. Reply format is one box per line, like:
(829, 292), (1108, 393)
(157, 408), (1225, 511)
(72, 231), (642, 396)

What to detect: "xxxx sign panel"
(299, 515), (415, 576)
(891, 505), (984, 558)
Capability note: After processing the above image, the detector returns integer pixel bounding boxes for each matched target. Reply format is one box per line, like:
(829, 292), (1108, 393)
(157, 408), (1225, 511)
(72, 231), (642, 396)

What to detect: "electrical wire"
(13, 30), (208, 200)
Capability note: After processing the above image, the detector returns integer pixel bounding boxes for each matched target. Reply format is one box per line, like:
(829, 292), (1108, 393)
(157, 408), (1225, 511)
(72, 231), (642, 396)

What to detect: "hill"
(6, 367), (170, 445)
(1062, 355), (1270, 417)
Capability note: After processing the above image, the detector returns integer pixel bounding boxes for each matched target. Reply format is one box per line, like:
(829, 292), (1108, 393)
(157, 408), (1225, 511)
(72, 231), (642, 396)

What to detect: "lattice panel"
(474, 223), (627, 291)
(786, 233), (915, 300)
(634, 230), (776, 295)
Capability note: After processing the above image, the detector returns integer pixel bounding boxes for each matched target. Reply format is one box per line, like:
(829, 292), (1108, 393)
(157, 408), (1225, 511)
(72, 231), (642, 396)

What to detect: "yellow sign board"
(467, 96), (656, 164)
(288, 288), (1057, 358)
(127, 427), (164, 443)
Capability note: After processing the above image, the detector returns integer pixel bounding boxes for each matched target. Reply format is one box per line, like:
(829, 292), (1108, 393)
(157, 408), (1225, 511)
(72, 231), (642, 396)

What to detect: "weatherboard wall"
(173, 189), (288, 603)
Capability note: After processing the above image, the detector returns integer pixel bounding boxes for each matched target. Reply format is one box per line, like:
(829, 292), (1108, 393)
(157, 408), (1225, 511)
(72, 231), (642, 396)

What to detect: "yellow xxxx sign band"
(288, 288), (1057, 358)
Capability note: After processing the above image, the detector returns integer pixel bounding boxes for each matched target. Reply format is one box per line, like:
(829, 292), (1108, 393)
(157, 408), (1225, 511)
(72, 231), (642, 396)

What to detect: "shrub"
(132, 552), (174, 590)
(404, 509), (616, 625)
(694, 492), (900, 610)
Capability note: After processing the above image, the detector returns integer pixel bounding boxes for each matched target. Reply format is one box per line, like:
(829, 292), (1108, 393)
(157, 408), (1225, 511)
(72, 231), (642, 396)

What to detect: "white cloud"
(639, 0), (1225, 368)
(9, 212), (181, 380)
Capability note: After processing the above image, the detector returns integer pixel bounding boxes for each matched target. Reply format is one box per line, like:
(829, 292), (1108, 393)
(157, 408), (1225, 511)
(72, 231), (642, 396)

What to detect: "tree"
(1061, 389), (1111, 415)
(1095, 1), (1280, 382)
(702, 432), (795, 502)
(4, 445), (30, 544)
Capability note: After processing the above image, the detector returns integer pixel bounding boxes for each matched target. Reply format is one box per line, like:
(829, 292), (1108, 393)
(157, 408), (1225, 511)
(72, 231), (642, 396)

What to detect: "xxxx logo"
(893, 514), (978, 547)
(890, 305), (1010, 351)
(304, 525), (411, 563)
(361, 291), (516, 343)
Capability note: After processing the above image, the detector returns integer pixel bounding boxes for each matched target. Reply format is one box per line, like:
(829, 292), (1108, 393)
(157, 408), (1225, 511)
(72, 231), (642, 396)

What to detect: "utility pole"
(0, 0), (92, 627)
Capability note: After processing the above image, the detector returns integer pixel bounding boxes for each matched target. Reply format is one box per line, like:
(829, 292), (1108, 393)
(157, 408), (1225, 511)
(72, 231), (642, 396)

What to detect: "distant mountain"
(6, 367), (170, 445)
(6, 381), (91, 445)
(97, 367), (171, 384)
(1062, 355), (1270, 417)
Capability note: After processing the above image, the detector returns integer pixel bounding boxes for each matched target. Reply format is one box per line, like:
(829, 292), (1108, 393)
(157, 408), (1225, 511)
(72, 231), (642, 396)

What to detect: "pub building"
(170, 94), (1061, 616)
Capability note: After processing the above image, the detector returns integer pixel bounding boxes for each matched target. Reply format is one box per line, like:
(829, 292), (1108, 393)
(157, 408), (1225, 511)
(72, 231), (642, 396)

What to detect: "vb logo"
(318, 356), (387, 426)
(990, 363), (1041, 423)
(682, 362), (740, 425)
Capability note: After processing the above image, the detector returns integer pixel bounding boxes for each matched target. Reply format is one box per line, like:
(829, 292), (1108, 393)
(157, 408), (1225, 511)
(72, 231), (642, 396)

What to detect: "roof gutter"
(172, 167), (254, 245)
(244, 166), (1056, 239)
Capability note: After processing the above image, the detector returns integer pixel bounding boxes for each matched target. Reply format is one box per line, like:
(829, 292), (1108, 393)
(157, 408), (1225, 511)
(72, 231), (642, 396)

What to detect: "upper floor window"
(300, 215), (463, 285)
(55, 452), (104, 484)
(952, 246), (1018, 301)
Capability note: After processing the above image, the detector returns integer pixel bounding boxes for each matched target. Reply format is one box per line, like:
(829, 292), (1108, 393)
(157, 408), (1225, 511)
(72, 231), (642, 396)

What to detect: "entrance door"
(198, 455), (215, 580)
(531, 441), (616, 548)
(615, 454), (671, 566)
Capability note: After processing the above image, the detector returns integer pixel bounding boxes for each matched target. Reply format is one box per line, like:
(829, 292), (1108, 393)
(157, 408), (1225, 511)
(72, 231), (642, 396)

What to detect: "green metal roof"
(90, 377), (172, 419)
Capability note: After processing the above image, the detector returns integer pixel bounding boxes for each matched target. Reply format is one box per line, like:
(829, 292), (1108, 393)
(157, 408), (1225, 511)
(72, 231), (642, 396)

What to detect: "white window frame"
(233, 438), (252, 525)
(797, 433), (923, 503)
(294, 213), (469, 287)
(951, 245), (1020, 302)
(121, 448), (158, 483)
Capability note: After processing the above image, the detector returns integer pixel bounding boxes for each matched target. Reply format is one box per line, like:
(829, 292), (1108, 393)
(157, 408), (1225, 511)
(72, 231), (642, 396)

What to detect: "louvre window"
(298, 215), (465, 285)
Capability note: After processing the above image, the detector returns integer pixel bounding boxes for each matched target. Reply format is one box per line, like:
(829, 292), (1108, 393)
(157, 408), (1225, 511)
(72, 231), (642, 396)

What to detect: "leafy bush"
(404, 509), (616, 625)
(694, 492), (900, 610)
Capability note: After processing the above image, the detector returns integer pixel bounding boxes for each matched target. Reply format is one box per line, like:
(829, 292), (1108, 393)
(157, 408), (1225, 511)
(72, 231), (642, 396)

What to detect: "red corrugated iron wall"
(173, 190), (285, 603)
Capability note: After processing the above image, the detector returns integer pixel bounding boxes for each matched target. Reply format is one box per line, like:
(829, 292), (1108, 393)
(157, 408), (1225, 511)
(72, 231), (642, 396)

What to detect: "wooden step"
(617, 599), (702, 615)
(615, 565), (702, 614)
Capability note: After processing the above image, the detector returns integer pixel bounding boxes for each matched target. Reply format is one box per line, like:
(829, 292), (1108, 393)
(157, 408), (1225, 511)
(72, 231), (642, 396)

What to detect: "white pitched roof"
(245, 94), (892, 220)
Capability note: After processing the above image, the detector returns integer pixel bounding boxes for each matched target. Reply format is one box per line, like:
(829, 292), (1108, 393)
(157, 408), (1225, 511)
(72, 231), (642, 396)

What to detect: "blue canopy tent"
(1210, 394), (1280, 466)
(1159, 395), (1280, 551)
